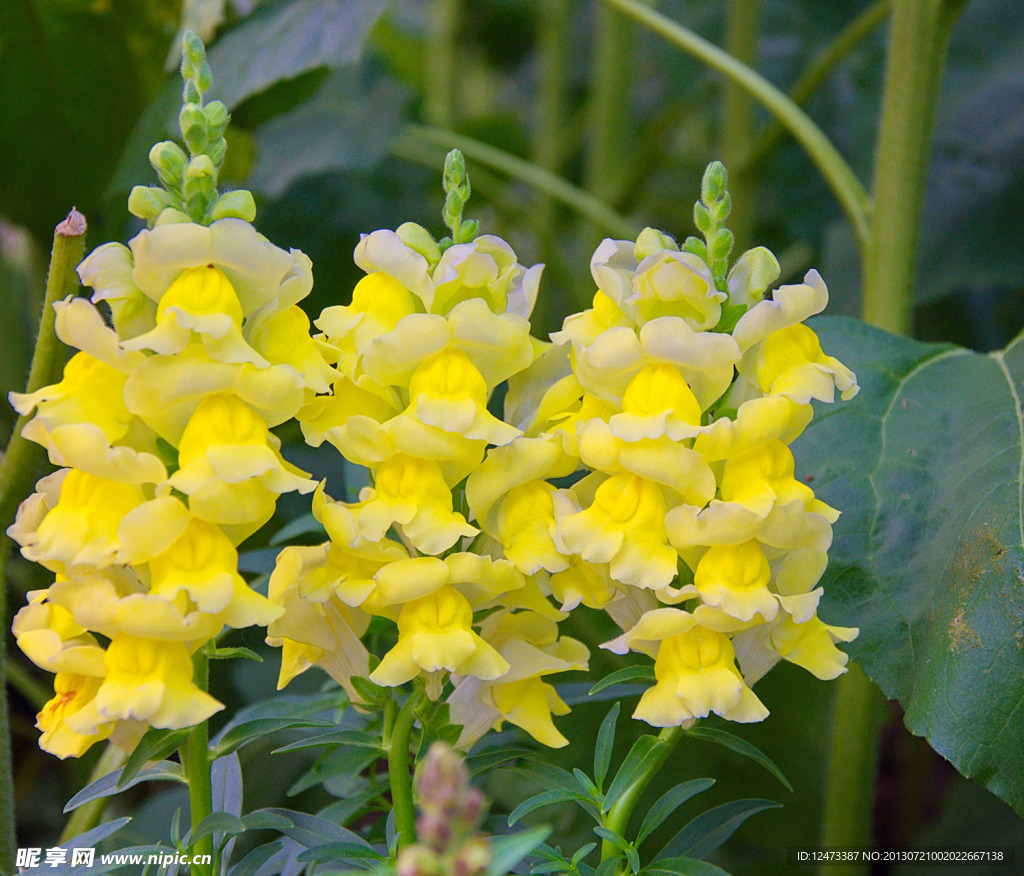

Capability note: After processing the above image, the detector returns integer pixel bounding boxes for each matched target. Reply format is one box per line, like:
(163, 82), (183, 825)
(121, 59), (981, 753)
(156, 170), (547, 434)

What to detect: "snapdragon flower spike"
(471, 161), (859, 731)
(8, 32), (319, 758)
(267, 154), (589, 744)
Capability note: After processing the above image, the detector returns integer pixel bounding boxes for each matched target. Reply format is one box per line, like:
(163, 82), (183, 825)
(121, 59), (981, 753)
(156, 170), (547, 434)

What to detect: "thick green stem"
(603, 0), (871, 251)
(534, 0), (571, 244)
(741, 1), (891, 172)
(600, 727), (683, 866)
(59, 744), (126, 844)
(820, 664), (886, 876)
(400, 125), (639, 239)
(586, 0), (634, 210)
(0, 208), (86, 876)
(425, 0), (461, 129)
(181, 650), (213, 876)
(388, 689), (424, 851)
(721, 0), (761, 253)
(861, 0), (964, 334)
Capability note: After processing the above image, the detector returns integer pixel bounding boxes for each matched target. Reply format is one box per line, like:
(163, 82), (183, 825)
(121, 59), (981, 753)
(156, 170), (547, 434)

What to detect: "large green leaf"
(799, 317), (1024, 815)
(0, 0), (176, 240)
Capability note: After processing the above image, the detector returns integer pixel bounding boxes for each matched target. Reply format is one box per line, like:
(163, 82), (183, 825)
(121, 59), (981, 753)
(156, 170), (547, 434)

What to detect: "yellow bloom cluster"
(268, 226), (589, 747)
(8, 218), (322, 757)
(468, 230), (859, 729)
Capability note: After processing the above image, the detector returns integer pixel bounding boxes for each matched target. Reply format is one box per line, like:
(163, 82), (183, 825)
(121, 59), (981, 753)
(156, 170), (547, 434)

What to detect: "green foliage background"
(3, 0), (1024, 872)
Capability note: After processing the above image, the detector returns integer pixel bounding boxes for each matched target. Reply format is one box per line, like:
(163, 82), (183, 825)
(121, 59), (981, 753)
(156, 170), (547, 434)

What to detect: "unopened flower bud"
(397, 846), (441, 876)
(204, 101), (230, 140)
(396, 222), (442, 267)
(634, 227), (679, 262)
(149, 141), (187, 188)
(701, 160), (728, 203)
(179, 104), (207, 155)
(451, 839), (492, 876)
(726, 246), (780, 307)
(416, 742), (470, 815)
(417, 814), (452, 852)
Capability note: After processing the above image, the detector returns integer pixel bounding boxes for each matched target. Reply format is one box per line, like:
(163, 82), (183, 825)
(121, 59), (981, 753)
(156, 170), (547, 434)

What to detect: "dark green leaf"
(684, 727), (791, 791)
(117, 726), (191, 789)
(603, 736), (667, 815)
(270, 511), (325, 545)
(466, 746), (534, 775)
(211, 717), (334, 758)
(487, 826), (552, 876)
(593, 828), (640, 872)
(350, 674), (388, 707)
(229, 841), (285, 876)
(588, 665), (656, 696)
(515, 762), (590, 796)
(251, 807), (374, 851)
(509, 790), (594, 827)
(287, 745), (379, 796)
(272, 728), (381, 754)
(654, 799), (781, 861)
(640, 857), (731, 876)
(594, 702), (621, 790)
(635, 779), (716, 846)
(248, 67), (409, 197)
(64, 762), (184, 813)
(802, 318), (1024, 815)
(295, 842), (384, 864)
(242, 811), (294, 831)
(188, 811), (247, 843)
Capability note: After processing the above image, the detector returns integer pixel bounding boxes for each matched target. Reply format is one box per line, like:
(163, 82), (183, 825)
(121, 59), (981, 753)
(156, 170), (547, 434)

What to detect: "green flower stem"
(600, 726), (684, 866)
(861, 0), (965, 335)
(534, 0), (571, 242)
(820, 664), (886, 876)
(0, 208), (86, 876)
(59, 744), (127, 844)
(740, 0), (891, 172)
(5, 658), (50, 712)
(425, 0), (461, 129)
(602, 0), (871, 251)
(401, 125), (639, 240)
(388, 688), (425, 851)
(721, 0), (762, 253)
(181, 650), (213, 876)
(585, 0), (635, 211)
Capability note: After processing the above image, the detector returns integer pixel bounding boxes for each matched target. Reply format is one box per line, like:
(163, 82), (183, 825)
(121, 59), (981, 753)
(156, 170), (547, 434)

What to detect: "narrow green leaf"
(487, 826), (552, 876)
(229, 841), (284, 876)
(295, 842), (384, 864)
(350, 675), (388, 706)
(654, 798), (781, 861)
(684, 726), (792, 791)
(515, 762), (590, 796)
(635, 778), (716, 846)
(287, 746), (379, 796)
(589, 665), (656, 696)
(603, 736), (667, 814)
(574, 768), (601, 798)
(272, 728), (381, 753)
(594, 702), (621, 790)
(466, 746), (533, 775)
(270, 511), (324, 545)
(318, 785), (388, 825)
(640, 857), (731, 876)
(212, 717), (334, 758)
(206, 645), (263, 662)
(117, 727), (191, 789)
(572, 842), (598, 866)
(253, 807), (374, 851)
(64, 762), (184, 813)
(595, 858), (621, 876)
(241, 811), (294, 831)
(509, 790), (592, 827)
(188, 811), (246, 843)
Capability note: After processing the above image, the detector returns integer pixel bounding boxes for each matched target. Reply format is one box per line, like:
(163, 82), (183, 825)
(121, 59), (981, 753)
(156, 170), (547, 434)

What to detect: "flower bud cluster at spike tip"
(129, 31), (255, 228)
(266, 154), (589, 741)
(396, 744), (492, 876)
(466, 159), (860, 731)
(7, 43), (322, 759)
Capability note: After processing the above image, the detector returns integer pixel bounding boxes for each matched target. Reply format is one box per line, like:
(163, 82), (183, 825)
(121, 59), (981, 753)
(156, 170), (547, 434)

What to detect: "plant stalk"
(0, 208), (86, 876)
(181, 650), (213, 876)
(861, 0), (965, 334)
(820, 664), (886, 876)
(534, 0), (571, 240)
(721, 0), (762, 253)
(401, 125), (639, 239)
(602, 0), (871, 251)
(388, 688), (425, 851)
(741, 1), (891, 172)
(425, 0), (461, 129)
(600, 726), (683, 866)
